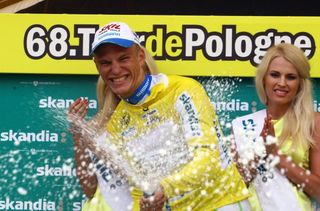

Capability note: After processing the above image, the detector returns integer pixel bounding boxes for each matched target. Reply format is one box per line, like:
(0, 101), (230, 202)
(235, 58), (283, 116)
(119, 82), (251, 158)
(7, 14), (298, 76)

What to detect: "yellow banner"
(1, 14), (319, 77)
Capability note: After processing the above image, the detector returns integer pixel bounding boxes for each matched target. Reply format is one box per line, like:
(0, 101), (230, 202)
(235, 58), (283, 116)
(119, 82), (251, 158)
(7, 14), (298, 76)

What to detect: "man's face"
(94, 44), (145, 98)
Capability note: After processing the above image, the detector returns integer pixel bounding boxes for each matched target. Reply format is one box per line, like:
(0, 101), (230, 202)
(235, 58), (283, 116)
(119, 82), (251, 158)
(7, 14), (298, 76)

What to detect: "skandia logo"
(39, 96), (97, 109)
(212, 99), (249, 112)
(72, 199), (86, 211)
(0, 198), (55, 210)
(175, 92), (203, 138)
(314, 100), (320, 112)
(0, 130), (58, 142)
(36, 164), (76, 177)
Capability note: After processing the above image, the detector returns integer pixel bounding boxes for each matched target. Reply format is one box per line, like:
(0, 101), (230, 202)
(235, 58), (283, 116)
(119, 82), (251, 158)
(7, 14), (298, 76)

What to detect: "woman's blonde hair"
(255, 43), (315, 149)
(91, 45), (158, 129)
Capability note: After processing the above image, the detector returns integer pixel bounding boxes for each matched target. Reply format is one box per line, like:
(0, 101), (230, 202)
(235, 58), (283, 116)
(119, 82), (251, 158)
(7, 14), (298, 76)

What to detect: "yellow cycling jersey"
(106, 74), (248, 210)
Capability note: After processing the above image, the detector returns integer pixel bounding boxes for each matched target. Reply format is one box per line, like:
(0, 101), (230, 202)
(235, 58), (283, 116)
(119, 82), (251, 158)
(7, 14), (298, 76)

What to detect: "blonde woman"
(232, 43), (320, 211)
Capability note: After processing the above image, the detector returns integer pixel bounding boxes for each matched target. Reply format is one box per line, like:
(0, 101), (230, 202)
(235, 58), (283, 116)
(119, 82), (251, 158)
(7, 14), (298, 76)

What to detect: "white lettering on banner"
(0, 198), (55, 210)
(0, 130), (58, 142)
(72, 200), (85, 211)
(39, 96), (97, 109)
(139, 25), (315, 65)
(24, 24), (98, 59)
(314, 100), (320, 112)
(24, 24), (315, 66)
(175, 92), (203, 138)
(36, 164), (76, 177)
(212, 99), (249, 111)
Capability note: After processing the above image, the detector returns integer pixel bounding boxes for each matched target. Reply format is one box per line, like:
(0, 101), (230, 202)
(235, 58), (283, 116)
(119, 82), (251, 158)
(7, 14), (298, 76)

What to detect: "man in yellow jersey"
(71, 21), (250, 211)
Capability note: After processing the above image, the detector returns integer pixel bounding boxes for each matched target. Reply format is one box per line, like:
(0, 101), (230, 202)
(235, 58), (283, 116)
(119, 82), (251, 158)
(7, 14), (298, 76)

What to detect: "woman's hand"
(140, 186), (167, 211)
(234, 152), (259, 185)
(260, 114), (274, 138)
(260, 114), (279, 156)
(67, 98), (89, 134)
(231, 133), (258, 185)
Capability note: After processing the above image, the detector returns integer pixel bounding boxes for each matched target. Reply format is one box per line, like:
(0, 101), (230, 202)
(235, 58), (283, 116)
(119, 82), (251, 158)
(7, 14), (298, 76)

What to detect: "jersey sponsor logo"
(212, 99), (249, 112)
(0, 198), (55, 210)
(0, 130), (58, 142)
(141, 108), (161, 126)
(175, 92), (202, 138)
(36, 164), (76, 177)
(120, 111), (131, 128)
(39, 96), (97, 109)
(121, 127), (136, 138)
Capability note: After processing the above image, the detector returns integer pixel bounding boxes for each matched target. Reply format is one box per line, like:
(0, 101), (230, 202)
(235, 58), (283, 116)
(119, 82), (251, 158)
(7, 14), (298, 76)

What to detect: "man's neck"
(124, 74), (152, 104)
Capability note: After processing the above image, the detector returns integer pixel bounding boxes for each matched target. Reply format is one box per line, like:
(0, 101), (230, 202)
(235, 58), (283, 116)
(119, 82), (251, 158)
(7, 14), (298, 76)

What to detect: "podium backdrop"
(1, 14), (320, 210)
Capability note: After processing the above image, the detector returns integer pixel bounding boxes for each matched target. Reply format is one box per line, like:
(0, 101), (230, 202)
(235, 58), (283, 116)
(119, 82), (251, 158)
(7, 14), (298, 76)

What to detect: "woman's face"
(263, 56), (301, 108)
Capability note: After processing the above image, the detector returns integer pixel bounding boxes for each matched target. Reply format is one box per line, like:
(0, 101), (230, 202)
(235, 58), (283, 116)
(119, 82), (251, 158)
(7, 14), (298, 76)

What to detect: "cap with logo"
(91, 22), (141, 54)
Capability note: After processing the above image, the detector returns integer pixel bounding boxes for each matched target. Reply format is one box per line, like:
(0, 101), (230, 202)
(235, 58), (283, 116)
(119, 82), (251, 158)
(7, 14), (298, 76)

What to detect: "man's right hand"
(67, 98), (89, 134)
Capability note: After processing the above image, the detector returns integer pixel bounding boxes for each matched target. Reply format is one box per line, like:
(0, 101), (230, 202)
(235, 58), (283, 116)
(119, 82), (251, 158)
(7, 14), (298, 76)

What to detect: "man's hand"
(67, 98), (89, 134)
(140, 186), (167, 211)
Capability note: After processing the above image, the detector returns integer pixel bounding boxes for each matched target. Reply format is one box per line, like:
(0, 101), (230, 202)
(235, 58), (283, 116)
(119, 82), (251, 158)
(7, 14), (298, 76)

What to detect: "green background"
(0, 74), (319, 210)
